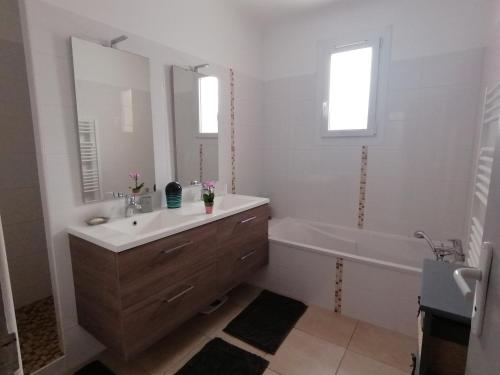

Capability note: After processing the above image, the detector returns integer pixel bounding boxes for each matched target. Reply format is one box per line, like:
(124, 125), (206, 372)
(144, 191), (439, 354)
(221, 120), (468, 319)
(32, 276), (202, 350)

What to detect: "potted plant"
(202, 181), (215, 214)
(129, 171), (144, 195)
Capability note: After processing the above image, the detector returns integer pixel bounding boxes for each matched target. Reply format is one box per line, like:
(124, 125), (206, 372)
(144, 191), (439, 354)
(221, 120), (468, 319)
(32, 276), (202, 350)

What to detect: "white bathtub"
(251, 217), (432, 337)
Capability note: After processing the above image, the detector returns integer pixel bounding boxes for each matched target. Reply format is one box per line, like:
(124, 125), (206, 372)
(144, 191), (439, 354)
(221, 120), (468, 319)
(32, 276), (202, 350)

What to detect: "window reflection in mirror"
(198, 76), (219, 136)
(172, 66), (219, 186)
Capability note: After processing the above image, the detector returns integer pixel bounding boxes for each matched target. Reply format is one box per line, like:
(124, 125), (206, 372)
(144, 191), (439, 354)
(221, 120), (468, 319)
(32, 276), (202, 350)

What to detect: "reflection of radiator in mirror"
(78, 120), (101, 202)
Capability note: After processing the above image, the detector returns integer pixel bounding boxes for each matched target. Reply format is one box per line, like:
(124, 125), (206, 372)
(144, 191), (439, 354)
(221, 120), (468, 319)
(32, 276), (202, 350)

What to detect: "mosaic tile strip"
(334, 257), (344, 313)
(16, 296), (63, 374)
(357, 145), (368, 229)
(230, 68), (236, 194)
(199, 143), (204, 182)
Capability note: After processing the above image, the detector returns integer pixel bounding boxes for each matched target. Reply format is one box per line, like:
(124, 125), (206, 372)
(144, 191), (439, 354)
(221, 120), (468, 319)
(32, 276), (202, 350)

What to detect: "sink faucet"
(414, 231), (465, 262)
(125, 195), (142, 217)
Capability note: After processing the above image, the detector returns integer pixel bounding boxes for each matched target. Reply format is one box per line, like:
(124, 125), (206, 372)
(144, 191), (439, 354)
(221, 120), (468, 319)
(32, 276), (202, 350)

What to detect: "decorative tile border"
(199, 143), (203, 182)
(334, 257), (344, 313)
(357, 145), (368, 229)
(230, 68), (236, 194)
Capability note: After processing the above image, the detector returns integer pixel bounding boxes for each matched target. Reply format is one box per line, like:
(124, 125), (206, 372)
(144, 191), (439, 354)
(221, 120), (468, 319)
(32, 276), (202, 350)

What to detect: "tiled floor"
(96, 284), (416, 375)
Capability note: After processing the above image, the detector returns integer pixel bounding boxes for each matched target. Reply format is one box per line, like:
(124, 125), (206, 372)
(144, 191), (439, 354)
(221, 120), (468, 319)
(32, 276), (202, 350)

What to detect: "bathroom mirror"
(71, 37), (155, 203)
(172, 66), (219, 186)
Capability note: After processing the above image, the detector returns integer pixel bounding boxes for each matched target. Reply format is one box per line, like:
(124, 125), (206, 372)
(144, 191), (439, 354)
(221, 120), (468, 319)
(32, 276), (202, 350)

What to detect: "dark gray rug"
(175, 338), (268, 375)
(74, 361), (114, 375)
(223, 290), (307, 354)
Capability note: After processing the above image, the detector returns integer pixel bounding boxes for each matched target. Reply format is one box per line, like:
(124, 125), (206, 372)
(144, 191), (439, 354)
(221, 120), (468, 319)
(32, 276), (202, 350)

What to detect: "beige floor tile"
(264, 369), (280, 375)
(215, 331), (269, 358)
(337, 351), (410, 375)
(228, 283), (262, 307)
(184, 300), (245, 337)
(134, 323), (210, 375)
(269, 329), (345, 375)
(348, 322), (416, 372)
(97, 350), (148, 375)
(295, 305), (357, 348)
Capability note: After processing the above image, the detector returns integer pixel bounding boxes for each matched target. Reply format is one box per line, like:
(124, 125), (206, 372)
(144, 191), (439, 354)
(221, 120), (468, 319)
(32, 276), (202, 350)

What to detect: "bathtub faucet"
(414, 231), (465, 263)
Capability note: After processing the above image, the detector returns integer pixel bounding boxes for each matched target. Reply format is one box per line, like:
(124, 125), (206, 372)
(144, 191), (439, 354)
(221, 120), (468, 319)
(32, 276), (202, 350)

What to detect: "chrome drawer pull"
(240, 250), (256, 261)
(161, 241), (193, 255)
(166, 285), (194, 303)
(239, 216), (257, 224)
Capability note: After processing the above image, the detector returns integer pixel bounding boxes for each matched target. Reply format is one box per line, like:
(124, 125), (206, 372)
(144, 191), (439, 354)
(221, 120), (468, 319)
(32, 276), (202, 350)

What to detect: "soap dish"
(85, 217), (109, 226)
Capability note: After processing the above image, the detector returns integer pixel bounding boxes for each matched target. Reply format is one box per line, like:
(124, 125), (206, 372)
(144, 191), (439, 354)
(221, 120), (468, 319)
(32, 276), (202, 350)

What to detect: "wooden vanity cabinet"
(69, 204), (269, 359)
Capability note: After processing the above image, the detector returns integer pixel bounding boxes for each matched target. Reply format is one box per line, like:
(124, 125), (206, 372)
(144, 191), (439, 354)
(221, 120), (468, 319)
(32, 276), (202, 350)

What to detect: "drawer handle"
(161, 241), (194, 255)
(239, 216), (257, 224)
(164, 285), (194, 303)
(240, 250), (256, 261)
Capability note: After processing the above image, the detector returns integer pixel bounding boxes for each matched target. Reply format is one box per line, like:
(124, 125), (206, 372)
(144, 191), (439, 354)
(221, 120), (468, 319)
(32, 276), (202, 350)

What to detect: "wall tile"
(0, 152), (38, 188)
(289, 74), (315, 102)
(389, 58), (423, 90)
(0, 0), (19, 15)
(0, 187), (43, 225)
(2, 219), (46, 259)
(0, 114), (36, 155)
(0, 9), (22, 42)
(30, 52), (76, 109)
(421, 48), (484, 88)
(37, 104), (79, 155)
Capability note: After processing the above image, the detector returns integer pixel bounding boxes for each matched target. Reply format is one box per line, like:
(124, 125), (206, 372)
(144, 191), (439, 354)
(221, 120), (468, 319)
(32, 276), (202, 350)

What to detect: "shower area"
(0, 1), (63, 373)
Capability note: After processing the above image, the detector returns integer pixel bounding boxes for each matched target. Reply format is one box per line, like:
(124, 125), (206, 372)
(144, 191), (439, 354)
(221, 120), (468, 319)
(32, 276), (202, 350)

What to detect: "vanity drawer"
(122, 263), (217, 357)
(216, 205), (269, 249)
(216, 241), (268, 293)
(118, 223), (218, 308)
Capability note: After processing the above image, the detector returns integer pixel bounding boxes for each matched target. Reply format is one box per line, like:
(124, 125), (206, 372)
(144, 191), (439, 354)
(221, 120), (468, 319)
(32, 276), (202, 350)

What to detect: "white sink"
(102, 211), (192, 236)
(67, 194), (270, 252)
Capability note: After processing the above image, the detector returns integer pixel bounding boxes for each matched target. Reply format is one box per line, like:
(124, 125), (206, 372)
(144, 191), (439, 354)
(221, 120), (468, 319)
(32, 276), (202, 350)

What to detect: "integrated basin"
(102, 211), (192, 236)
(67, 194), (270, 252)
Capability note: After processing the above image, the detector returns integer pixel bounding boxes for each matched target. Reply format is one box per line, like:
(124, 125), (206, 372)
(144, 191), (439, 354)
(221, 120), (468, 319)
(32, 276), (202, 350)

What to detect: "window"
(120, 89), (134, 133)
(198, 76), (219, 136)
(320, 36), (383, 137)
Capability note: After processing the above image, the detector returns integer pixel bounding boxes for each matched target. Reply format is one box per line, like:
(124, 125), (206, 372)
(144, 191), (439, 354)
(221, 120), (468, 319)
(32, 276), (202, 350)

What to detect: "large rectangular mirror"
(172, 66), (219, 186)
(71, 37), (155, 203)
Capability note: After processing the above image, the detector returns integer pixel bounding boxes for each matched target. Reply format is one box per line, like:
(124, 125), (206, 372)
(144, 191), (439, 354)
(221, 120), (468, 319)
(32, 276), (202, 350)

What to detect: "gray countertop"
(420, 259), (473, 323)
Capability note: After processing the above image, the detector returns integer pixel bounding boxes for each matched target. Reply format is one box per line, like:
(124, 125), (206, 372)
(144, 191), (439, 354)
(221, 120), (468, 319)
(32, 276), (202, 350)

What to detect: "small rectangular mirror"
(71, 37), (155, 203)
(172, 66), (219, 186)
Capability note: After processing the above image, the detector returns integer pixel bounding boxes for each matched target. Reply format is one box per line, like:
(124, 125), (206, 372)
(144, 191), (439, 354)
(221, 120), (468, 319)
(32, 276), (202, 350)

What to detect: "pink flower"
(129, 171), (140, 180)
(202, 180), (215, 189)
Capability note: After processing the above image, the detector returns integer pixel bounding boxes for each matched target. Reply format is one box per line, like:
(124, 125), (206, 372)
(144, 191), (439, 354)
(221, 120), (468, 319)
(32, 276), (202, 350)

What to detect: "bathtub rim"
(269, 236), (422, 275)
(269, 218), (423, 275)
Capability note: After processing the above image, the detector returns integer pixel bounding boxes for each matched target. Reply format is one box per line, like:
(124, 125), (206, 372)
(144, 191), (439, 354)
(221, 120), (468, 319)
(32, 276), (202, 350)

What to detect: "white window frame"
(319, 35), (383, 138)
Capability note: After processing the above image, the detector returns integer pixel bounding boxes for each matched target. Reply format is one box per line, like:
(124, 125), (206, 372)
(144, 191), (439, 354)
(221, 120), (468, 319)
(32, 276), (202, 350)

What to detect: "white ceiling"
(224, 0), (341, 23)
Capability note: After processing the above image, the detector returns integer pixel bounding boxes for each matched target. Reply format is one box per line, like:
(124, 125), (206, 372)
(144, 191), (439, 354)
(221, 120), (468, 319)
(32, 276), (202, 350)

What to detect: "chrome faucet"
(125, 195), (142, 217)
(414, 231), (465, 262)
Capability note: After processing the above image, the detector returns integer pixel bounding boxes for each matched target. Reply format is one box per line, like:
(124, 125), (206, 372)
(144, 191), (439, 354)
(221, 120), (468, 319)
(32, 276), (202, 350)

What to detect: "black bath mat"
(74, 360), (115, 375)
(175, 337), (268, 375)
(223, 290), (307, 354)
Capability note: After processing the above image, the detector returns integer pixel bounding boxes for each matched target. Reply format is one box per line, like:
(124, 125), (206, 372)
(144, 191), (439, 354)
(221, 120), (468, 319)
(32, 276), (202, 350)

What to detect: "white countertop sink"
(67, 194), (269, 252)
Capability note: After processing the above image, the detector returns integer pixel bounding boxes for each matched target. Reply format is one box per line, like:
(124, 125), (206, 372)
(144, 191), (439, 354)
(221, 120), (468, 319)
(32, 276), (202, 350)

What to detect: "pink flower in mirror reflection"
(202, 180), (216, 189)
(129, 171), (141, 180)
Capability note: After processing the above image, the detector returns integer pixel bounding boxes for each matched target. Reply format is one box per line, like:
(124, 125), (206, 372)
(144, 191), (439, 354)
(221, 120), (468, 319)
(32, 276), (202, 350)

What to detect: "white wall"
(19, 1), (265, 373)
(37, 0), (263, 79)
(263, 0), (489, 80)
(262, 0), (489, 241)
